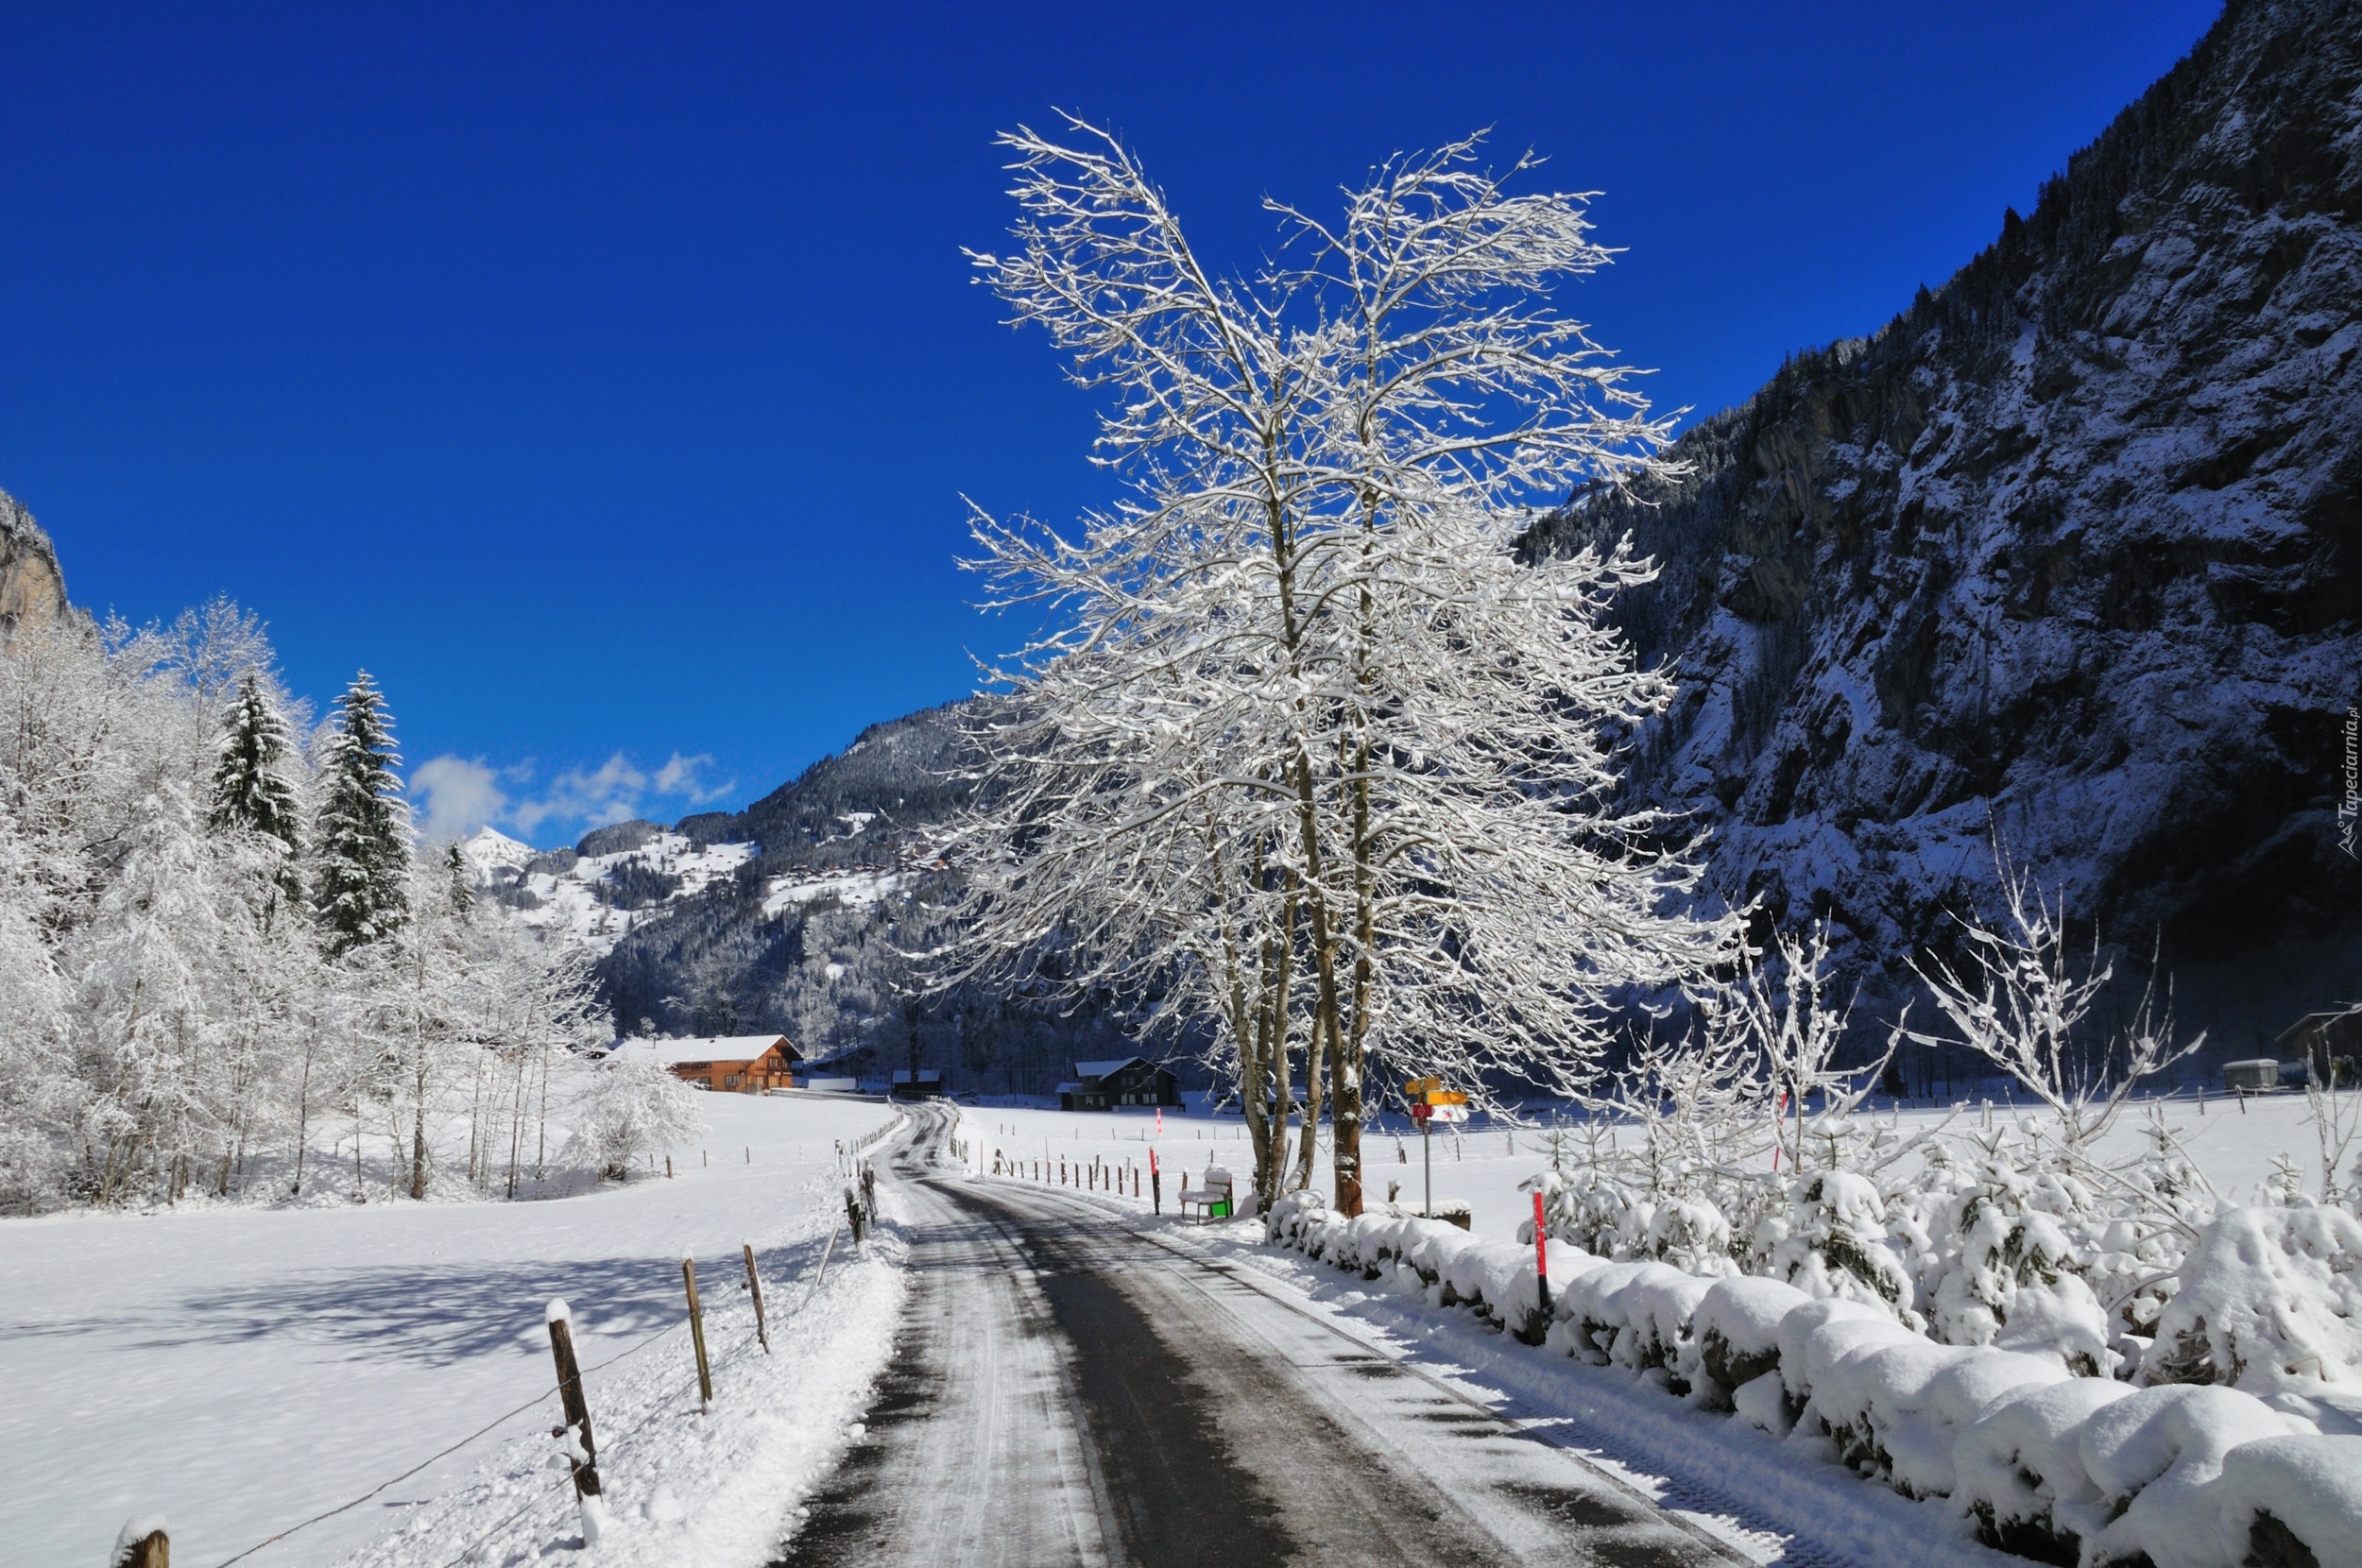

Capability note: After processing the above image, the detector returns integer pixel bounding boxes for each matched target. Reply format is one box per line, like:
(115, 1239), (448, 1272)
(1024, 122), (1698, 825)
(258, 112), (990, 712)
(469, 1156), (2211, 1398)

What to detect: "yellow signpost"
(1404, 1079), (1464, 1218)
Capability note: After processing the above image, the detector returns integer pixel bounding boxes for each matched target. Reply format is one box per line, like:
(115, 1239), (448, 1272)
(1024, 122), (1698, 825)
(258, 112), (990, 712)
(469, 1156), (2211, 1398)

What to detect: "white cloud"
(651, 752), (735, 805)
(496, 750), (740, 843)
(410, 757), (508, 843)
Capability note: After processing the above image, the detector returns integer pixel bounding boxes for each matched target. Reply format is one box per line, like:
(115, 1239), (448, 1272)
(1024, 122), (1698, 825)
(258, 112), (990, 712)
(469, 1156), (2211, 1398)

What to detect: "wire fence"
(197, 1208), (864, 1568)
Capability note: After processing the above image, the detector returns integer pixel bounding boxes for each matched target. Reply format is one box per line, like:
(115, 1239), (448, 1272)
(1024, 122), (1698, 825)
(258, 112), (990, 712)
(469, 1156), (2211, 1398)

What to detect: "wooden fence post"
(111, 1522), (168, 1568)
(744, 1242), (770, 1354)
(681, 1256), (714, 1406)
(545, 1299), (604, 1504)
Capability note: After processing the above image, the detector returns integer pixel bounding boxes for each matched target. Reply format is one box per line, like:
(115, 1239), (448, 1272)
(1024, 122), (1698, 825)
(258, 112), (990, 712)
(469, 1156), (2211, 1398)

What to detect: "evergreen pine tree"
(442, 839), (474, 917)
(210, 673), (304, 903)
(313, 671), (410, 955)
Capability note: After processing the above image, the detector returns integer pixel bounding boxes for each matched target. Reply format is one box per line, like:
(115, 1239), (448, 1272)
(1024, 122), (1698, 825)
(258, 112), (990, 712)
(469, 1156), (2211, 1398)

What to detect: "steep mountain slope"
(1524, 0), (2362, 1032)
(590, 702), (1136, 1084)
(594, 703), (969, 1045)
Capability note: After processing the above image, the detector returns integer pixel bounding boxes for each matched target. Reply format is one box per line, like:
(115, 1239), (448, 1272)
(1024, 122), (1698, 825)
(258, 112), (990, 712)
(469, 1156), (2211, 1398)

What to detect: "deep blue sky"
(0, 1), (2219, 845)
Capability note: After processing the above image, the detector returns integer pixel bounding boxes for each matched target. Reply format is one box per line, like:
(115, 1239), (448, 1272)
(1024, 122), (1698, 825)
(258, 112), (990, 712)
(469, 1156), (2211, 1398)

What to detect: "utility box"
(2224, 1059), (2280, 1092)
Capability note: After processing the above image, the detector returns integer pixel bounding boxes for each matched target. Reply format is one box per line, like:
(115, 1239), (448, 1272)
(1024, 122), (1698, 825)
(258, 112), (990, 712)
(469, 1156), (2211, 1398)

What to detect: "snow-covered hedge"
(1264, 1191), (2362, 1568)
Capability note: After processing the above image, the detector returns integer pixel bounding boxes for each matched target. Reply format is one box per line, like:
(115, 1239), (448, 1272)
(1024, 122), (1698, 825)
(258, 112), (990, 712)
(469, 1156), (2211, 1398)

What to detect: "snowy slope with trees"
(0, 515), (612, 1217)
(1517, 0), (2362, 1043)
(462, 823), (759, 957)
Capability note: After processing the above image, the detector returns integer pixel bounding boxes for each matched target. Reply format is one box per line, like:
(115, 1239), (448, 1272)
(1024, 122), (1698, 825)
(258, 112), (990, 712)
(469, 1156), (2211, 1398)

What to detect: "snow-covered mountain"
(538, 0), (2362, 1065)
(462, 822), (758, 956)
(1520, 0), (2362, 1036)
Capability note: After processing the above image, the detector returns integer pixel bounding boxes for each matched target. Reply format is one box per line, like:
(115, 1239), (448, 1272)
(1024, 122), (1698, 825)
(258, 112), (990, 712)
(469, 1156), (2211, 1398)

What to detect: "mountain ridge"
(1520, 0), (2362, 1044)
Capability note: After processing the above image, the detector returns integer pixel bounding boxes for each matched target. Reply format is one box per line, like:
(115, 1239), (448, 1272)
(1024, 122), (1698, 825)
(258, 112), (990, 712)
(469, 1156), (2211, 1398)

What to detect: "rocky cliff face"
(0, 489), (69, 640)
(1524, 0), (2362, 1025)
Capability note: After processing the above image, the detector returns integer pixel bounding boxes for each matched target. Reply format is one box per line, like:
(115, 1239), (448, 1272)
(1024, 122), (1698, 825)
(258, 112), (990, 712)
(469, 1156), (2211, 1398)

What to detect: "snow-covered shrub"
(1953, 1374), (2139, 1563)
(1688, 1275), (1809, 1405)
(2211, 1435), (2362, 1568)
(1616, 1268), (1714, 1389)
(1764, 1169), (1918, 1319)
(1263, 1188), (1328, 1249)
(1644, 1196), (1739, 1277)
(1777, 1296), (1915, 1404)
(1806, 1338), (2066, 1496)
(567, 1057), (706, 1182)
(2080, 1113), (2216, 1346)
(2075, 1384), (2308, 1568)
(1557, 1259), (1671, 1366)
(2143, 1204), (2362, 1395)
(1900, 1133), (2117, 1374)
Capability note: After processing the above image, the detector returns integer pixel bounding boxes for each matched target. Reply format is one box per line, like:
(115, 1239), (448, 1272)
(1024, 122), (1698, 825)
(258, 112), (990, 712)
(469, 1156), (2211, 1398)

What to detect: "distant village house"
(1057, 1057), (1180, 1112)
(2278, 1005), (2362, 1087)
(890, 1068), (943, 1100)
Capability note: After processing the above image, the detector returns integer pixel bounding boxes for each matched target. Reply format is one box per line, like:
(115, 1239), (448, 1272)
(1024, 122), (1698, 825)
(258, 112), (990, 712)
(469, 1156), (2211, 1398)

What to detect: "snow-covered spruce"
(1263, 1190), (2362, 1568)
(0, 602), (615, 1214)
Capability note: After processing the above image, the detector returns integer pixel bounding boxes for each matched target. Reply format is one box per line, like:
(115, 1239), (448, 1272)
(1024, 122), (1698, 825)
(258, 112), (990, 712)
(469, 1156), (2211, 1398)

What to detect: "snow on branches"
(937, 118), (1738, 1216)
(0, 605), (605, 1212)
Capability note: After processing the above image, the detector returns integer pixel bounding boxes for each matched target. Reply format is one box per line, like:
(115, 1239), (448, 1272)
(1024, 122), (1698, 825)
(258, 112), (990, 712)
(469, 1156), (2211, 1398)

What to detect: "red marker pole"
(1532, 1189), (1552, 1318)
(1150, 1148), (1161, 1215)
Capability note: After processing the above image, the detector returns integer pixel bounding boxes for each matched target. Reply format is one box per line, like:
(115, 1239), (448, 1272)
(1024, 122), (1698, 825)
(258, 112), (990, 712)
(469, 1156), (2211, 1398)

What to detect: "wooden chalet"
(1057, 1056), (1180, 1112)
(610, 1034), (801, 1093)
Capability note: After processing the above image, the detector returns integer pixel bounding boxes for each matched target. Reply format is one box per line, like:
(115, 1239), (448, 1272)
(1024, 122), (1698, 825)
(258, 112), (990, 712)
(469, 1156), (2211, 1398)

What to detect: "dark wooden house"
(1057, 1057), (1180, 1112)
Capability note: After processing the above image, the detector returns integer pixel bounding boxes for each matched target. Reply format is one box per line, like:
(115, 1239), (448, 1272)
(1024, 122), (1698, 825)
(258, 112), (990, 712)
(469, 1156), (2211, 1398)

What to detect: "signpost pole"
(1422, 1121), (1431, 1219)
(1532, 1189), (1552, 1318)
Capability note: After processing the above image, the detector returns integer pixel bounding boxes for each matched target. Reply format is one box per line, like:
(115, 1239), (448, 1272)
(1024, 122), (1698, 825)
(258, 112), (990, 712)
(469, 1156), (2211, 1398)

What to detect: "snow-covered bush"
(2211, 1435), (2362, 1568)
(1258, 1168), (2362, 1568)
(1954, 1373), (2138, 1562)
(1687, 1275), (1808, 1406)
(567, 1057), (707, 1182)
(1763, 1170), (1918, 1319)
(2075, 1384), (2308, 1568)
(2143, 1204), (2362, 1396)
(1806, 1337), (2066, 1497)
(1900, 1132), (2117, 1375)
(1644, 1196), (1739, 1277)
(1777, 1296), (1916, 1404)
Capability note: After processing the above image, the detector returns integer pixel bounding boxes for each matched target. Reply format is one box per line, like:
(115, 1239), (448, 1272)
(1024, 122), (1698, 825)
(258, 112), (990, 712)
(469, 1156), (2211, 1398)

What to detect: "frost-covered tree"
(0, 604), (618, 1214)
(313, 672), (409, 956)
(211, 673), (304, 905)
(1908, 851), (2201, 1153)
(568, 1056), (705, 1183)
(945, 119), (1737, 1216)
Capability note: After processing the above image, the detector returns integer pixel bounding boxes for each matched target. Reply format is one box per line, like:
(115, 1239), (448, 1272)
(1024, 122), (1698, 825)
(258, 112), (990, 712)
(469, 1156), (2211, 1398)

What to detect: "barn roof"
(1073, 1056), (1159, 1081)
(610, 1035), (796, 1067)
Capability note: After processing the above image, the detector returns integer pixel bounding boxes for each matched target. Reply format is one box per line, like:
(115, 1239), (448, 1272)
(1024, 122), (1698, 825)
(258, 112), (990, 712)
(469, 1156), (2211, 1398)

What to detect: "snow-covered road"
(780, 1107), (1746, 1568)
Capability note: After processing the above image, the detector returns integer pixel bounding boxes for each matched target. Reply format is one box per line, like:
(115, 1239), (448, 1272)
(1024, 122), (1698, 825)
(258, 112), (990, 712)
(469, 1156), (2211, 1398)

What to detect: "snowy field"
(0, 1091), (902, 1568)
(963, 1088), (2338, 1241)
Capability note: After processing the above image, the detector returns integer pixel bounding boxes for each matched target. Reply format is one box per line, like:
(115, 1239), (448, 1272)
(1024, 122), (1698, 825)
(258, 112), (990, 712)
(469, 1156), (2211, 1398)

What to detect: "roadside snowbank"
(338, 1218), (903, 1568)
(1263, 1189), (2362, 1568)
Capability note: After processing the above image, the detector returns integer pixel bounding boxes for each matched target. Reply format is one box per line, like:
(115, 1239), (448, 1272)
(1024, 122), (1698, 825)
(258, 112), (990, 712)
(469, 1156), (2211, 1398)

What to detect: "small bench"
(1176, 1166), (1234, 1220)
